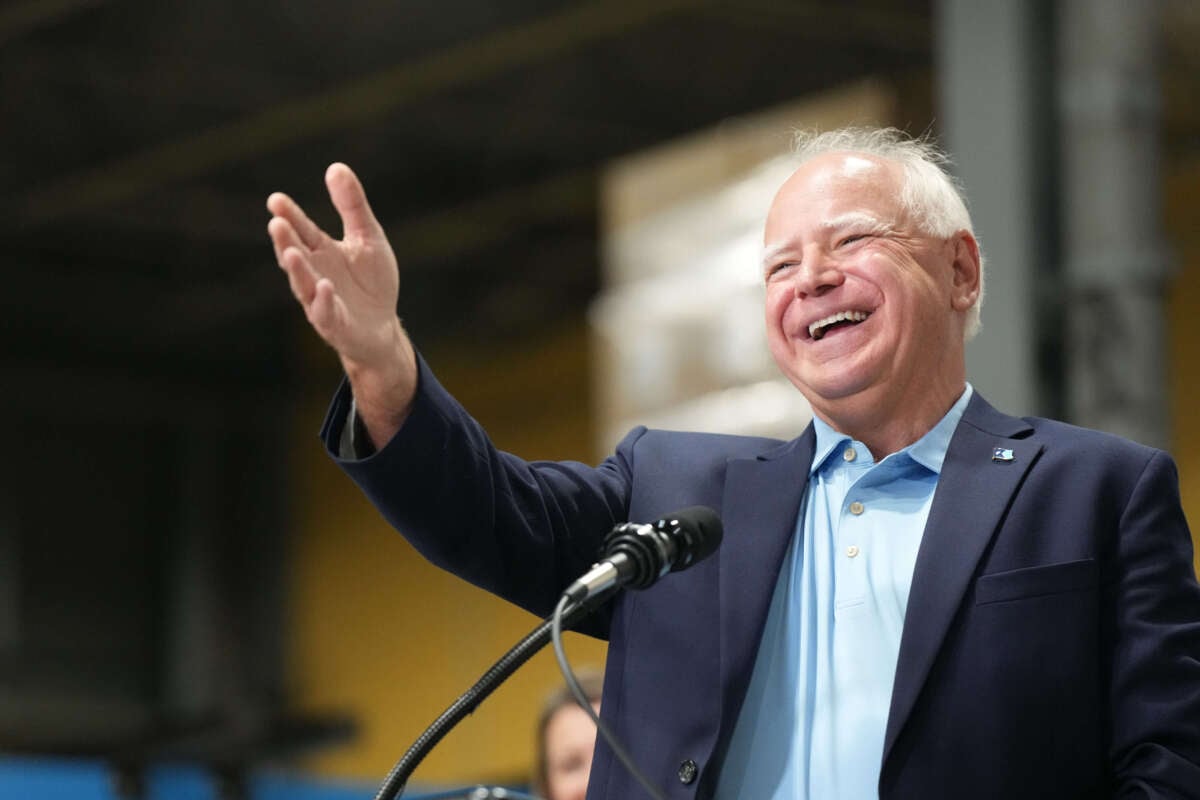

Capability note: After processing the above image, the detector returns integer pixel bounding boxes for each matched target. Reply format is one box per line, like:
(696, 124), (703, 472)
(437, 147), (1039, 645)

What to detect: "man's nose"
(792, 251), (844, 299)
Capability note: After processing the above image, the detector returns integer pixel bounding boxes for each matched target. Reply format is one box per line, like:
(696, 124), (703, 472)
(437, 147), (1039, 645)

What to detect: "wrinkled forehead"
(766, 151), (906, 229)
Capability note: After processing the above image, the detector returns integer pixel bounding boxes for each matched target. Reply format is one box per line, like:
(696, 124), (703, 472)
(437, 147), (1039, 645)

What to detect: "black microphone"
(562, 506), (723, 603)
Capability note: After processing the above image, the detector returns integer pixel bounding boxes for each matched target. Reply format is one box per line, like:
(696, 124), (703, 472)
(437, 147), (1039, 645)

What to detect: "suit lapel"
(882, 394), (1041, 764)
(716, 428), (815, 733)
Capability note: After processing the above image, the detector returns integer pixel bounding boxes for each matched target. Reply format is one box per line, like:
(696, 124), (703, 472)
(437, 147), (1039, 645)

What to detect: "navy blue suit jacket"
(323, 357), (1200, 799)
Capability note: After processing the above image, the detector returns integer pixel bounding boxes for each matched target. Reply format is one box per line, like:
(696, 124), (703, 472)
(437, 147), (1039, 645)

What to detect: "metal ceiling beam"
(700, 1), (929, 50)
(17, 0), (705, 226)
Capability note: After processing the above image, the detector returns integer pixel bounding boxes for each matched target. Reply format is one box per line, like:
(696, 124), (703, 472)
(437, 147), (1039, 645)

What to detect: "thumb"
(325, 162), (382, 242)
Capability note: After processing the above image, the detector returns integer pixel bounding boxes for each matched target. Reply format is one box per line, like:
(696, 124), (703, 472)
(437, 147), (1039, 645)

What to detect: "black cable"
(550, 594), (668, 800)
(372, 595), (603, 800)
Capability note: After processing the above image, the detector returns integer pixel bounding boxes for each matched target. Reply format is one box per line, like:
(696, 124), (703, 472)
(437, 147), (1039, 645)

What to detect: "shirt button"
(849, 501), (865, 515)
(846, 545), (860, 558)
(843, 447), (857, 462)
(678, 759), (698, 784)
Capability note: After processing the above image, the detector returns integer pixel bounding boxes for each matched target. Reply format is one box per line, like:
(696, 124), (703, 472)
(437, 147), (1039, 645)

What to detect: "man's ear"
(949, 231), (982, 311)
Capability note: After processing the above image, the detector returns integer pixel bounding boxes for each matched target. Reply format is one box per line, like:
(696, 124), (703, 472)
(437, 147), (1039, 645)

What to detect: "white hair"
(790, 127), (985, 340)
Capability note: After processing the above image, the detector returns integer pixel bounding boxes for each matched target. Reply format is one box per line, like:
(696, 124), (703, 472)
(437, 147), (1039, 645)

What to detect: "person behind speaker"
(534, 671), (603, 800)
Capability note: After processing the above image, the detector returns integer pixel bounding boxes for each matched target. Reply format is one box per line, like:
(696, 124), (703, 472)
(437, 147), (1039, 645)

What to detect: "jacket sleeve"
(318, 352), (640, 627)
(1109, 449), (1200, 797)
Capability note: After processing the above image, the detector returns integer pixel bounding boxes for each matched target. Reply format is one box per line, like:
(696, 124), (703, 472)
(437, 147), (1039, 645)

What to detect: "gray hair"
(790, 127), (985, 340)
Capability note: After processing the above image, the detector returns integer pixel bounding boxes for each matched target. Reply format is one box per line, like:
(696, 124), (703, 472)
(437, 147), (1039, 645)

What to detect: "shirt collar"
(809, 383), (974, 476)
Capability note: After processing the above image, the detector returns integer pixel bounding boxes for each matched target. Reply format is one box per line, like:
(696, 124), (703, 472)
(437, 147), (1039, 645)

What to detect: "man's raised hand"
(267, 163), (417, 446)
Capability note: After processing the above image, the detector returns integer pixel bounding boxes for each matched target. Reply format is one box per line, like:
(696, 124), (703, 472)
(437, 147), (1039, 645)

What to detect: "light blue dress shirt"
(715, 385), (973, 799)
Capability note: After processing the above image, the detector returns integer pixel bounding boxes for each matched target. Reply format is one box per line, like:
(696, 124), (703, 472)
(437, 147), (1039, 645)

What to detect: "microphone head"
(653, 505), (723, 572)
(598, 506), (724, 591)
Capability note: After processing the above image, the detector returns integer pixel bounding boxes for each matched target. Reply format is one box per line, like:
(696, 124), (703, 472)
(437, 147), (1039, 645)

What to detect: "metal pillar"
(1059, 0), (1171, 448)
(937, 0), (1057, 418)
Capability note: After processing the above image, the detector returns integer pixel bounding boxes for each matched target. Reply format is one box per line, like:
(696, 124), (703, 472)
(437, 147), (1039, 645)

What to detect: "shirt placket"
(833, 441), (873, 614)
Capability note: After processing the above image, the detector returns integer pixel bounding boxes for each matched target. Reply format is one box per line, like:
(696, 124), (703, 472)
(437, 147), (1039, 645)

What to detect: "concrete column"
(1059, 0), (1171, 448)
(937, 0), (1057, 417)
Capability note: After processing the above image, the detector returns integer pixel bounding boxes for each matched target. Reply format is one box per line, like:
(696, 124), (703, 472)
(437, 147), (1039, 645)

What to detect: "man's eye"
(839, 233), (870, 247)
(766, 262), (796, 279)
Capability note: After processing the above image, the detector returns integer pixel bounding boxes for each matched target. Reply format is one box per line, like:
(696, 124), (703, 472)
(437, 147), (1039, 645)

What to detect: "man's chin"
(800, 376), (906, 432)
(789, 368), (879, 404)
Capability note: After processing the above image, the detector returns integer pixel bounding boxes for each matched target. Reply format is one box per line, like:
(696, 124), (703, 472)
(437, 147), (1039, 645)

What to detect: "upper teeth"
(809, 310), (869, 340)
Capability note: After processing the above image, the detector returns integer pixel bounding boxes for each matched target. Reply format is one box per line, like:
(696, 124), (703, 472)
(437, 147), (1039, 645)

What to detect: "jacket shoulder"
(1018, 415), (1166, 467)
(616, 425), (789, 461)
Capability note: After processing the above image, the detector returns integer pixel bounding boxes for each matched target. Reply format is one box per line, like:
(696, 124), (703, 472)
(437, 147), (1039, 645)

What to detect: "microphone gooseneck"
(373, 507), (724, 800)
(372, 593), (605, 800)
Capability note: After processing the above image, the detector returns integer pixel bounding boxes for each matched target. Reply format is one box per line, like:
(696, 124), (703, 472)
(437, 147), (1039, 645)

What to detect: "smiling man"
(761, 143), (981, 459)
(268, 127), (1200, 799)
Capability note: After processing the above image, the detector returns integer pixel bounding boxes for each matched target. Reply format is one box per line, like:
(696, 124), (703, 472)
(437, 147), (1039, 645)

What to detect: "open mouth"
(809, 310), (870, 340)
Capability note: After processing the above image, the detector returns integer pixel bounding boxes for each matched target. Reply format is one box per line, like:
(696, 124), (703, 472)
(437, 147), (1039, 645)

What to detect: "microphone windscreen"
(657, 506), (723, 569)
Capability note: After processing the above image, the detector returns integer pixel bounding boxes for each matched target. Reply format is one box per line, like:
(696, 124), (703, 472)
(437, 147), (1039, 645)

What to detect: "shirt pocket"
(974, 558), (1098, 606)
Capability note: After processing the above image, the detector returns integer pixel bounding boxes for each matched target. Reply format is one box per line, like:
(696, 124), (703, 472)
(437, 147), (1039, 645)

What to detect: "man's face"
(762, 152), (976, 419)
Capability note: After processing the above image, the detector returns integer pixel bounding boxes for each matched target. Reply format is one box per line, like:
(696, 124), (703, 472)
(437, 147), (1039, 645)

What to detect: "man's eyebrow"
(819, 211), (892, 233)
(760, 239), (799, 271)
(760, 213), (893, 269)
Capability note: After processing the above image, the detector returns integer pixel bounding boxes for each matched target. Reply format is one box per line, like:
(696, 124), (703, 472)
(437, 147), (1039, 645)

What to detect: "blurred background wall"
(1, 0), (1197, 796)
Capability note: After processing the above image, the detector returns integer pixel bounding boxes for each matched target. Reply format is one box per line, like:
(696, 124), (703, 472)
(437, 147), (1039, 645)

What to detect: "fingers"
(266, 216), (305, 265)
(279, 245), (321, 307)
(283, 259), (344, 350)
(307, 278), (342, 339)
(325, 163), (382, 242)
(269, 210), (322, 305)
(266, 191), (326, 251)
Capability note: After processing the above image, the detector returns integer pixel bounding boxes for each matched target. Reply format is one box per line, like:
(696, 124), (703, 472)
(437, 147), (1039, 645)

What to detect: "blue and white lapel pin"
(992, 446), (1015, 462)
